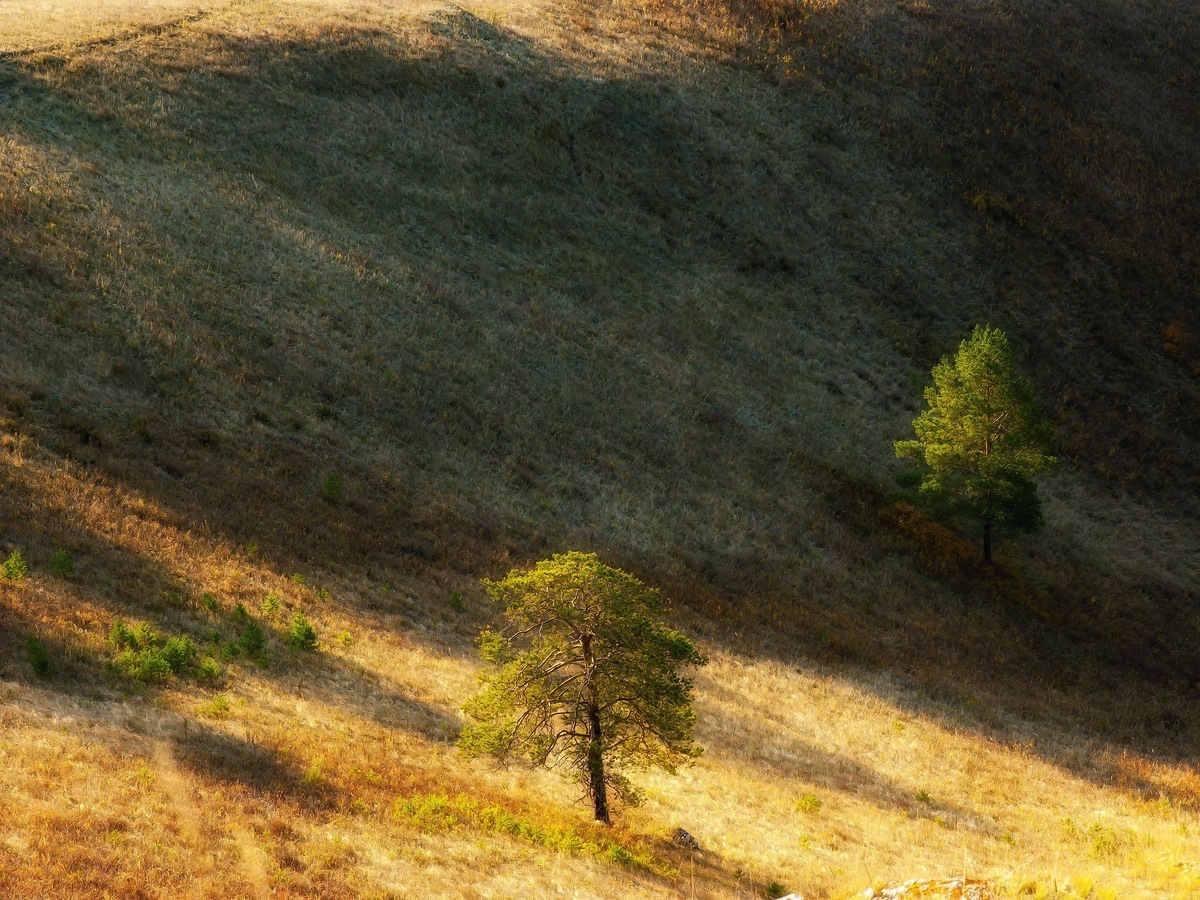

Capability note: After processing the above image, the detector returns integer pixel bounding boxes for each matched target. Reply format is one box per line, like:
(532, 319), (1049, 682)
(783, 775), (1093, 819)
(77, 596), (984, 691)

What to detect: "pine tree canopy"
(458, 551), (705, 824)
(895, 325), (1056, 562)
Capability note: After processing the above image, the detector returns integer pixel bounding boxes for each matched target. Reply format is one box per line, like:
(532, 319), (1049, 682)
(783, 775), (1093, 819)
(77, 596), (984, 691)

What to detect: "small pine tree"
(459, 551), (706, 825)
(895, 325), (1056, 565)
(238, 619), (266, 655)
(2, 550), (28, 581)
(287, 612), (318, 650)
(51, 549), (74, 577)
(27, 636), (52, 677)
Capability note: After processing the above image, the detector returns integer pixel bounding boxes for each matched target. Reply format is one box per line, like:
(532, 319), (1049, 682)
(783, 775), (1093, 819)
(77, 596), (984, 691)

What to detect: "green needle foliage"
(459, 551), (706, 825)
(287, 612), (318, 650)
(2, 550), (28, 581)
(896, 325), (1056, 565)
(26, 636), (52, 678)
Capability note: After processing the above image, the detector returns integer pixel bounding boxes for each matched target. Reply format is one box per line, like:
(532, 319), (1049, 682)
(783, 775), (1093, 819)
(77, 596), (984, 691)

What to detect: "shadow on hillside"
(1, 3), (1198, 824)
(692, 0), (1200, 498)
(170, 717), (342, 809)
(0, 441), (461, 749)
(697, 671), (991, 830)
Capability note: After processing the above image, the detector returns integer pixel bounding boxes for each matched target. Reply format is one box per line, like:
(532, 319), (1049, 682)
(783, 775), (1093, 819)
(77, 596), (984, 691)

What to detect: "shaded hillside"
(652, 0), (1200, 494)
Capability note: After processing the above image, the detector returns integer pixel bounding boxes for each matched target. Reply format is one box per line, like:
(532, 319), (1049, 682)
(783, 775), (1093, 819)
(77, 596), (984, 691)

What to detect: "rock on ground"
(862, 879), (996, 899)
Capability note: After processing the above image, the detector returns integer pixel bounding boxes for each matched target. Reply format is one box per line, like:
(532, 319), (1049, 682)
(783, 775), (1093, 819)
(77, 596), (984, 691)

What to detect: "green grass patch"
(391, 793), (666, 874)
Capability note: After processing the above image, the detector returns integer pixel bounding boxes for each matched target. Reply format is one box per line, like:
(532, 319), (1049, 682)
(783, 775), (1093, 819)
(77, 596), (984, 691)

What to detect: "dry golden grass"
(1, 0), (1198, 896)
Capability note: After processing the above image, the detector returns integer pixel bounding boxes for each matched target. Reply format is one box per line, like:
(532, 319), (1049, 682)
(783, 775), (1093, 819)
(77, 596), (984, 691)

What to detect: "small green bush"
(161, 636), (197, 672)
(133, 622), (157, 648)
(199, 592), (219, 612)
(2, 550), (28, 581)
(605, 845), (635, 865)
(199, 695), (231, 718)
(450, 591), (466, 612)
(238, 620), (266, 655)
(195, 657), (221, 682)
(51, 549), (74, 577)
(287, 612), (318, 650)
(794, 792), (822, 814)
(260, 593), (280, 615)
(765, 881), (786, 898)
(27, 636), (52, 677)
(109, 619), (140, 650)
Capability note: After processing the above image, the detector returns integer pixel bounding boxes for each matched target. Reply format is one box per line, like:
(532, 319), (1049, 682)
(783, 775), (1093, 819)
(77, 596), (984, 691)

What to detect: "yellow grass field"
(1, 0), (1198, 896)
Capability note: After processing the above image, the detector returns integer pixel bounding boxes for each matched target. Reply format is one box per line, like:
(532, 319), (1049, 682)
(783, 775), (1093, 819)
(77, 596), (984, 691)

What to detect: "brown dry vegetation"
(1, 0), (1198, 896)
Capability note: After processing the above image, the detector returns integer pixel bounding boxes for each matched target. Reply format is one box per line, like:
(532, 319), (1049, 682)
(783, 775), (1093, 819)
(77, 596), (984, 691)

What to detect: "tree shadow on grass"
(0, 439), (462, 750)
(168, 716), (341, 810)
(696, 669), (992, 834)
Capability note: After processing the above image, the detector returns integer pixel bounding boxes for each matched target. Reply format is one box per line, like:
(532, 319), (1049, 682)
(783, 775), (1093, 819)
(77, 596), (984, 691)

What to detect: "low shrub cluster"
(108, 619), (219, 683)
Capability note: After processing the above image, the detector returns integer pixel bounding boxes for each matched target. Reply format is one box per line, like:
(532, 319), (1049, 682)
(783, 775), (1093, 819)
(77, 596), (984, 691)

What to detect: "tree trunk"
(586, 702), (610, 824)
(983, 520), (994, 567)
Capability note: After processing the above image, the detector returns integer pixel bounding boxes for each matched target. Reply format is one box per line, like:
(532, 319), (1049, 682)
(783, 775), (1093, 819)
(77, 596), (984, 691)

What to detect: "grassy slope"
(1, 0), (1198, 896)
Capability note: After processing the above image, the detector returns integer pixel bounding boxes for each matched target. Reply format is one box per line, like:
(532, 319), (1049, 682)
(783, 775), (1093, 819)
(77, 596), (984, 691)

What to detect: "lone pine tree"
(458, 551), (705, 824)
(895, 325), (1056, 566)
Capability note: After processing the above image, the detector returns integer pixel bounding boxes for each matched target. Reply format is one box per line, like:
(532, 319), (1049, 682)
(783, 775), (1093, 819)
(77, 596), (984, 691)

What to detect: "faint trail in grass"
(154, 738), (271, 899)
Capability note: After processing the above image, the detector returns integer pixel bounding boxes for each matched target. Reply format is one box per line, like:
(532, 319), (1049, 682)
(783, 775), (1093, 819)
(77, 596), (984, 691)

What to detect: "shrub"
(450, 590), (465, 612)
(765, 881), (786, 898)
(238, 619), (266, 655)
(287, 612), (318, 650)
(199, 592), (219, 612)
(26, 636), (52, 677)
(260, 593), (280, 615)
(109, 619), (140, 650)
(195, 657), (221, 682)
(2, 550), (28, 581)
(50, 549), (74, 577)
(113, 647), (173, 683)
(161, 636), (197, 673)
(794, 792), (822, 814)
(131, 622), (157, 649)
(605, 845), (635, 865)
(390, 791), (656, 871)
(199, 695), (231, 718)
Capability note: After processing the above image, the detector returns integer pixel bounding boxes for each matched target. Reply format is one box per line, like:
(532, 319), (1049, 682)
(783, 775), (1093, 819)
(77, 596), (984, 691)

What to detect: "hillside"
(1, 0), (1198, 897)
